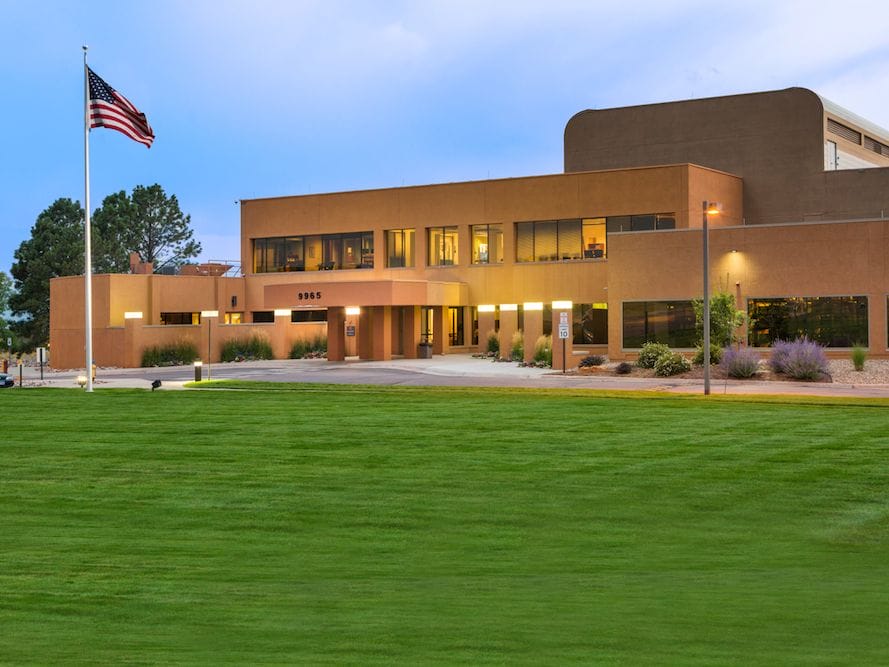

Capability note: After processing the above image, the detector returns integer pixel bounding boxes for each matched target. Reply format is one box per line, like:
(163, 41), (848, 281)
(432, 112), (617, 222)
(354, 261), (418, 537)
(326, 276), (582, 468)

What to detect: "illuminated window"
(427, 226), (459, 266)
(386, 229), (415, 267)
(471, 224), (503, 264)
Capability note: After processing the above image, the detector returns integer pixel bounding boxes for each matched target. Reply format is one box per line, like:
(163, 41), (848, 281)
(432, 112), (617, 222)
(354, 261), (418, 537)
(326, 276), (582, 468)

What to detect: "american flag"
(87, 67), (154, 148)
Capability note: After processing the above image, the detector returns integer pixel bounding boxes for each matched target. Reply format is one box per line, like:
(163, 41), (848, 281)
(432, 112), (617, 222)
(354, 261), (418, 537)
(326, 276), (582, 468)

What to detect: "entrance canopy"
(264, 279), (467, 309)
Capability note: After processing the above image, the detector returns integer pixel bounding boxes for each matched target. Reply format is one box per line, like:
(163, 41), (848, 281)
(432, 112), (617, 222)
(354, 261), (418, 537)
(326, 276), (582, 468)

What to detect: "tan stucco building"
(50, 87), (889, 369)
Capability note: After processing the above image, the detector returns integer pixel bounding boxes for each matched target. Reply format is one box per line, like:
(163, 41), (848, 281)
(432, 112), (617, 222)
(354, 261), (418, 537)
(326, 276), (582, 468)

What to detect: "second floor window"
(427, 226), (459, 266)
(386, 229), (415, 268)
(471, 224), (503, 264)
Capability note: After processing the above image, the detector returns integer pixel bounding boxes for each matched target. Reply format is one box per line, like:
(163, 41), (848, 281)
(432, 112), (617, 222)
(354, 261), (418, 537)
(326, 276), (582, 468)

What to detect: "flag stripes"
(87, 67), (154, 148)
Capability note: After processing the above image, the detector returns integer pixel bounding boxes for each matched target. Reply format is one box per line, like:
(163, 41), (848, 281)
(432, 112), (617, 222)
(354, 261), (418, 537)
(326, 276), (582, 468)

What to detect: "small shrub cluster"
(578, 354), (606, 368)
(637, 342), (671, 369)
(615, 362), (633, 375)
(769, 337), (829, 381)
(692, 343), (723, 366)
(851, 344), (867, 372)
(290, 334), (327, 359)
(486, 331), (500, 356)
(654, 351), (691, 377)
(533, 335), (552, 367)
(510, 331), (523, 361)
(221, 335), (274, 362)
(141, 340), (198, 367)
(720, 346), (760, 378)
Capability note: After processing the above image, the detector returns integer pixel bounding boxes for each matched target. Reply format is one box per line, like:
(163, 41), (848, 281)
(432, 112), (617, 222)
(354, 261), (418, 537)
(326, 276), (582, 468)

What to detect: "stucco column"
(522, 304), (543, 363)
(200, 311), (220, 363)
(327, 307), (346, 361)
(123, 312), (143, 369)
(498, 304), (518, 361)
(551, 301), (574, 371)
(372, 306), (393, 361)
(358, 308), (373, 360)
(432, 306), (449, 355)
(402, 306), (421, 358)
(272, 309), (290, 360)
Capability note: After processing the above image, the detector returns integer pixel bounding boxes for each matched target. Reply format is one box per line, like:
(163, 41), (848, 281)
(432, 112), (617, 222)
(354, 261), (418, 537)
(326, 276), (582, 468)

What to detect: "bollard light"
(194, 360), (203, 382)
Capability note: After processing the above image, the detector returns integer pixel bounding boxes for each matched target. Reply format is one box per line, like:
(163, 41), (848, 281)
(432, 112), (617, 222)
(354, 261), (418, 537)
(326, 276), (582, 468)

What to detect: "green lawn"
(2, 384), (888, 664)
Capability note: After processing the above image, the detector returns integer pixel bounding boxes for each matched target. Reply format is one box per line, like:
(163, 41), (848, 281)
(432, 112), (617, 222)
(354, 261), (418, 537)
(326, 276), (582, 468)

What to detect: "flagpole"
(83, 46), (94, 392)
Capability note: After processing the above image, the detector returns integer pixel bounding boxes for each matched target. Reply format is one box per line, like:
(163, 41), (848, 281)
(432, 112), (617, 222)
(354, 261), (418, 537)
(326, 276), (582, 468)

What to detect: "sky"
(2, 0), (889, 278)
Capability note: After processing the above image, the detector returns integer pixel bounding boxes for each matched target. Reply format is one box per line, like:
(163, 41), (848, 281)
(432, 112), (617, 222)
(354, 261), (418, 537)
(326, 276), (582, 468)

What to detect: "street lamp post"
(702, 201), (721, 395)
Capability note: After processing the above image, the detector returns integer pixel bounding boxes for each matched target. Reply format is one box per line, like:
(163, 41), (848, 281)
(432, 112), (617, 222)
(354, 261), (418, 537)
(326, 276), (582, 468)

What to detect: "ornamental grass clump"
(140, 340), (198, 367)
(290, 334), (327, 359)
(615, 361), (633, 375)
(654, 351), (691, 377)
(486, 331), (500, 356)
(637, 342), (671, 369)
(533, 335), (552, 367)
(851, 344), (867, 372)
(221, 335), (274, 362)
(720, 346), (761, 378)
(771, 337), (829, 381)
(510, 331), (523, 361)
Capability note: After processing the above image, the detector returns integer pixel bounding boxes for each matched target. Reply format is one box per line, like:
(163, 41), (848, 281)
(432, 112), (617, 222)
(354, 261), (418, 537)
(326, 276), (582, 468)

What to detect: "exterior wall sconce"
(345, 306), (361, 316)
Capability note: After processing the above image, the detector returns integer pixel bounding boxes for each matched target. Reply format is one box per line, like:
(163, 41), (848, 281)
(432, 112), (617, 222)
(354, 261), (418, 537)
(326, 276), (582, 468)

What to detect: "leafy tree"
(94, 184), (201, 270)
(693, 290), (746, 348)
(10, 198), (86, 346)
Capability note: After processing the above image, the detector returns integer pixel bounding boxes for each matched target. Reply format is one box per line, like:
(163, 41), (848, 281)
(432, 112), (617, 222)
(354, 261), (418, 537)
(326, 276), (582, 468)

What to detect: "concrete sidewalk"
(9, 355), (889, 399)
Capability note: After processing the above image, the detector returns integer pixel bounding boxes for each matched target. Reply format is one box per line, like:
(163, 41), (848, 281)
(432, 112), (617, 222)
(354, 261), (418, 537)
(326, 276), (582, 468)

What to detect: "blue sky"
(2, 0), (889, 277)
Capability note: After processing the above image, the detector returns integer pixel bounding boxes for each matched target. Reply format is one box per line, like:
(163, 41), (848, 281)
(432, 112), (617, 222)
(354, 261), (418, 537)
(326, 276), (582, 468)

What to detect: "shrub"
(615, 361), (633, 375)
(654, 351), (691, 376)
(533, 335), (552, 366)
(579, 354), (606, 368)
(720, 346), (760, 378)
(768, 339), (793, 374)
(637, 342), (671, 369)
(692, 343), (723, 366)
(290, 334), (328, 359)
(140, 340), (198, 367)
(486, 330), (499, 356)
(851, 344), (867, 372)
(771, 337), (828, 381)
(221, 335), (273, 362)
(510, 331), (524, 361)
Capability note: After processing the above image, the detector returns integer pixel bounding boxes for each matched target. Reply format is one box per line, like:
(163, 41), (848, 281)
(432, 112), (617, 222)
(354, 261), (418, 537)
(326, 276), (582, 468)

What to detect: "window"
(471, 224), (503, 264)
(449, 307), (464, 346)
(748, 296), (868, 347)
(582, 218), (606, 258)
(622, 301), (696, 348)
(606, 213), (676, 234)
(252, 311), (274, 323)
(573, 303), (608, 344)
(224, 312), (243, 324)
(252, 232), (372, 272)
(160, 312), (199, 325)
(291, 310), (327, 323)
(427, 226), (459, 266)
(386, 229), (415, 268)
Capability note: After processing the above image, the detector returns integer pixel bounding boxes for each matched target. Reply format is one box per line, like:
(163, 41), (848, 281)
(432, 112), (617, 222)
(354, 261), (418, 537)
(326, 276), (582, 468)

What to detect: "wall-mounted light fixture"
(124, 311), (143, 319)
(500, 303), (517, 312)
(523, 302), (543, 311)
(477, 304), (496, 313)
(552, 300), (573, 310)
(345, 306), (361, 316)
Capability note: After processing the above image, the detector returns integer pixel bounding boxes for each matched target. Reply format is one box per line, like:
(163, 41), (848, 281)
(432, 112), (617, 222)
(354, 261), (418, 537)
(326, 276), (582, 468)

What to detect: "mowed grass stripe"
(1, 385), (888, 664)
